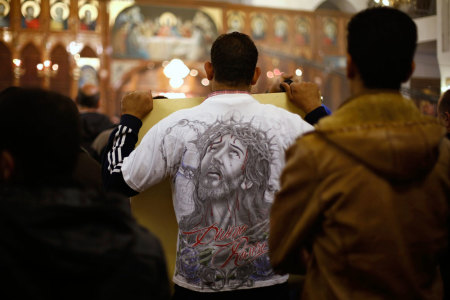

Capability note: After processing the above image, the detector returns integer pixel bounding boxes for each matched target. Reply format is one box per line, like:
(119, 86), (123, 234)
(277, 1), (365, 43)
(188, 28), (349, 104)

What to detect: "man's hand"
(121, 91), (153, 120)
(281, 81), (322, 114)
(268, 73), (295, 93)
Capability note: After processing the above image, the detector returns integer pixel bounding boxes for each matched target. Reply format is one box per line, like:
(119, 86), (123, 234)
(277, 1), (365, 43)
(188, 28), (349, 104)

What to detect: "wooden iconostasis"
(0, 0), (351, 117)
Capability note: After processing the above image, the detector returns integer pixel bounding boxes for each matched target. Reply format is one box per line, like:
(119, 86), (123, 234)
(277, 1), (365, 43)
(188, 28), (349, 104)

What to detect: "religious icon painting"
(273, 15), (288, 43)
(226, 10), (245, 33)
(111, 5), (219, 61)
(250, 13), (267, 40)
(50, 0), (69, 31)
(322, 17), (337, 47)
(21, 0), (41, 29)
(294, 16), (311, 46)
(0, 0), (10, 28)
(79, 0), (98, 31)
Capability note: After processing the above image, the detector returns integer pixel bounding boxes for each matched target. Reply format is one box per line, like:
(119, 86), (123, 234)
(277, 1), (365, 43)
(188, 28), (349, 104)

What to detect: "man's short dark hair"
(347, 7), (417, 89)
(210, 32), (258, 87)
(76, 85), (100, 108)
(438, 89), (450, 118)
(0, 87), (80, 185)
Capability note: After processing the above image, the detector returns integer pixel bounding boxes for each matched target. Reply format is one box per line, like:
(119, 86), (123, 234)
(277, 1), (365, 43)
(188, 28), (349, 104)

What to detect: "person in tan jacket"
(270, 7), (450, 300)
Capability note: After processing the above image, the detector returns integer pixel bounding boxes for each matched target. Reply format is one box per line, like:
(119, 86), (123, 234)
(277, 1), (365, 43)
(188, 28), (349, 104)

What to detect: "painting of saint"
(323, 17), (337, 46)
(295, 16), (310, 46)
(274, 15), (288, 43)
(78, 65), (98, 87)
(50, 1), (69, 31)
(0, 0), (10, 28)
(79, 2), (97, 31)
(227, 11), (244, 33)
(250, 13), (266, 40)
(21, 0), (40, 29)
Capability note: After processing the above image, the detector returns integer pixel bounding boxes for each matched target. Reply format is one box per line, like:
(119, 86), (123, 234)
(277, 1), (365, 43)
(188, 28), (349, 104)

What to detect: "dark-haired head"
(438, 89), (450, 132)
(76, 84), (100, 108)
(208, 32), (259, 88)
(0, 87), (80, 186)
(347, 7), (417, 90)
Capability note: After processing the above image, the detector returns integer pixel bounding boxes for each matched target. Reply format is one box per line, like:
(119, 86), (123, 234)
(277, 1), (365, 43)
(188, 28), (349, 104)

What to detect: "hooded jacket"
(0, 186), (170, 300)
(270, 92), (450, 299)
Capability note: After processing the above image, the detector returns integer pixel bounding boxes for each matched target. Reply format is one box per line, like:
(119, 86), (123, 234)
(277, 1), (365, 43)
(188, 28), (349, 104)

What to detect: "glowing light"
(164, 59), (190, 79)
(36, 64), (44, 71)
(374, 0), (380, 3)
(68, 41), (84, 55)
(43, 60), (51, 68)
(314, 76), (323, 86)
(382, 0), (390, 5)
(13, 59), (21, 67)
(169, 78), (184, 89)
(52, 64), (59, 71)
(201, 78), (210, 86)
(295, 69), (303, 76)
(267, 71), (274, 78)
(273, 68), (282, 76)
(190, 69), (199, 77)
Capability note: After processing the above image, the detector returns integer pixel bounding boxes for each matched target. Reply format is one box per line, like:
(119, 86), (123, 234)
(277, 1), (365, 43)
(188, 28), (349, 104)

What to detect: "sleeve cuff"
(120, 114), (143, 132)
(305, 106), (329, 126)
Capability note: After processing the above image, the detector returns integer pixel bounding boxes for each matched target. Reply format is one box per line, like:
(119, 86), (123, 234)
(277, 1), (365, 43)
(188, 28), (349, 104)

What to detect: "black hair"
(0, 87), (80, 185)
(439, 89), (450, 117)
(76, 88), (100, 108)
(347, 7), (417, 89)
(210, 32), (258, 87)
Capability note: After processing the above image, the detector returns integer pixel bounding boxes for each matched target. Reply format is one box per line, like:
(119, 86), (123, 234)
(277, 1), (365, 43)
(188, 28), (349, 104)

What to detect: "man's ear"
(0, 150), (14, 182)
(240, 178), (253, 190)
(346, 54), (356, 80)
(204, 61), (214, 80)
(251, 67), (261, 85)
(444, 112), (450, 127)
(402, 60), (415, 83)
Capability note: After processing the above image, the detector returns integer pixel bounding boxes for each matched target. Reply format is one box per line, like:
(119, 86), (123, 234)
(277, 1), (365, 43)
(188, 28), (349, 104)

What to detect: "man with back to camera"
(269, 7), (450, 300)
(76, 84), (114, 157)
(102, 32), (313, 299)
(0, 87), (170, 299)
(438, 89), (450, 139)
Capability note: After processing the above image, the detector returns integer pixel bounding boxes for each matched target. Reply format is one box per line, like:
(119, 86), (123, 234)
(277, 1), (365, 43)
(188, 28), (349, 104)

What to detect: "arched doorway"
(0, 42), (12, 92)
(50, 44), (71, 97)
(20, 43), (42, 88)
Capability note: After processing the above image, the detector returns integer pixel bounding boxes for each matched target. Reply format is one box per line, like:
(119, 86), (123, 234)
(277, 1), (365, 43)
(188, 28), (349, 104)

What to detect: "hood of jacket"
(314, 92), (447, 181)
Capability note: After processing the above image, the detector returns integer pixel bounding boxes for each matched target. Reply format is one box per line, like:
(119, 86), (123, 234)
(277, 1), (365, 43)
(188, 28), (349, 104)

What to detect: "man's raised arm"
(102, 91), (153, 197)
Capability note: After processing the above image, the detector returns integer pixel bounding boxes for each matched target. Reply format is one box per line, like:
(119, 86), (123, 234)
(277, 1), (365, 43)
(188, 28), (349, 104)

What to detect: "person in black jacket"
(0, 87), (170, 300)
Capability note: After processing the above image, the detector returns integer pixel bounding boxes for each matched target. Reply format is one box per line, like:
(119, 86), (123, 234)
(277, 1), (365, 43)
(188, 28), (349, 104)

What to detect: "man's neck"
(78, 106), (98, 113)
(211, 81), (252, 93)
(349, 77), (400, 98)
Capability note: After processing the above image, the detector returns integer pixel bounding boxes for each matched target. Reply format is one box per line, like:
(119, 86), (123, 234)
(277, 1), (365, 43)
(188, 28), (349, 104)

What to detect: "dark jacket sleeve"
(101, 114), (142, 197)
(304, 106), (329, 125)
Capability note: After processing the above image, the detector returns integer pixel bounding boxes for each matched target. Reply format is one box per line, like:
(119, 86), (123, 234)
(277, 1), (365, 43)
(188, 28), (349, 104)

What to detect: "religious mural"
(250, 13), (267, 40)
(79, 0), (98, 31)
(226, 10), (245, 33)
(323, 17), (337, 46)
(78, 64), (98, 87)
(294, 16), (310, 46)
(0, 0), (10, 28)
(112, 5), (219, 61)
(21, 0), (40, 29)
(50, 0), (69, 31)
(273, 15), (288, 43)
